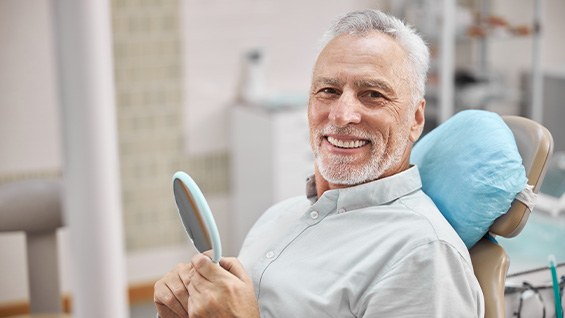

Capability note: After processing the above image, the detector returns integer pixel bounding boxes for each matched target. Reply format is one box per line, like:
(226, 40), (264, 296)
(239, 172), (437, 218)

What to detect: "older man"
(154, 9), (484, 317)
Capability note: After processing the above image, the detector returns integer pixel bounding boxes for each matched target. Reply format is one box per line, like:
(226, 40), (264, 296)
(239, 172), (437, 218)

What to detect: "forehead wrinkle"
(312, 77), (343, 87)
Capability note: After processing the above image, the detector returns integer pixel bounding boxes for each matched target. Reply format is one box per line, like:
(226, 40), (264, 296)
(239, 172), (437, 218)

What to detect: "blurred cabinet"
(395, 0), (543, 129)
(230, 104), (313, 252)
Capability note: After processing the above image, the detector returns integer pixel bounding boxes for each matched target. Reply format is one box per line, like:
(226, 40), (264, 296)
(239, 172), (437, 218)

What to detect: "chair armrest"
(470, 238), (510, 318)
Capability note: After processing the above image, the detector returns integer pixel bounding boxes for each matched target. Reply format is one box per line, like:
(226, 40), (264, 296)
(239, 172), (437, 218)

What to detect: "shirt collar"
(305, 166), (422, 210)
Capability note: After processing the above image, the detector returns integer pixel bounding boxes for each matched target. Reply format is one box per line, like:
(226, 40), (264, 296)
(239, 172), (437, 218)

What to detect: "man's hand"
(154, 262), (193, 317)
(187, 254), (260, 318)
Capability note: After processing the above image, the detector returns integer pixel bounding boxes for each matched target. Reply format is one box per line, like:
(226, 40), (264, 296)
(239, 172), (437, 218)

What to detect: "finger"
(189, 268), (215, 295)
(154, 280), (187, 317)
(178, 264), (193, 288)
(219, 257), (249, 281)
(191, 253), (220, 283)
(155, 302), (182, 318)
(202, 249), (214, 259)
(186, 286), (202, 318)
(168, 276), (190, 313)
(187, 278), (201, 296)
(163, 265), (190, 313)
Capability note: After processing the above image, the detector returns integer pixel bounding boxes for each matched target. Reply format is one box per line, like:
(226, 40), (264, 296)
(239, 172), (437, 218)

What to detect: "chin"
(317, 159), (380, 186)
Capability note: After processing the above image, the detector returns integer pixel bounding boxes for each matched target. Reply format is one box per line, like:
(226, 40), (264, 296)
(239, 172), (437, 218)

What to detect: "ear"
(409, 99), (426, 143)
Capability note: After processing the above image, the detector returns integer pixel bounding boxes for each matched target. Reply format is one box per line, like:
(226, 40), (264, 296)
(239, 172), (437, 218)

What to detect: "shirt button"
(310, 211), (319, 219)
(338, 208), (346, 214)
(266, 251), (275, 259)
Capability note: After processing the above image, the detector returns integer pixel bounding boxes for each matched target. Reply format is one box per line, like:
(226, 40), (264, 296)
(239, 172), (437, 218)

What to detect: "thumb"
(219, 257), (249, 281)
(191, 253), (220, 281)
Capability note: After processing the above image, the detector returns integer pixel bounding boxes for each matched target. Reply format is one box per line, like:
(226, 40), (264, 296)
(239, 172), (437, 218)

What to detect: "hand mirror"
(172, 171), (222, 263)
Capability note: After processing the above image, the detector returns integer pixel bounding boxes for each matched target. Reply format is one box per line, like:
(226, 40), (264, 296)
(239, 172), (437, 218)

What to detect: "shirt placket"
(253, 193), (337, 298)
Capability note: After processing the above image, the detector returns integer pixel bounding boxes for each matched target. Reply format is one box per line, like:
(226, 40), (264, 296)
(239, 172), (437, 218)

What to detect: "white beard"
(312, 125), (409, 185)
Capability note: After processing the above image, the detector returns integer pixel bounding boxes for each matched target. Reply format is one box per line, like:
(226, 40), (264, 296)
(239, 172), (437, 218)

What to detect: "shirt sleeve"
(358, 240), (484, 318)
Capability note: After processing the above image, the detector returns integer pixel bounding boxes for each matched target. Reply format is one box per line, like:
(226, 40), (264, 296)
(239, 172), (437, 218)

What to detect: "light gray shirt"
(239, 166), (484, 317)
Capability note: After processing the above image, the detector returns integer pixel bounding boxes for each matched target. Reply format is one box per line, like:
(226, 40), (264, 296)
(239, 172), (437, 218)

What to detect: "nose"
(328, 92), (361, 127)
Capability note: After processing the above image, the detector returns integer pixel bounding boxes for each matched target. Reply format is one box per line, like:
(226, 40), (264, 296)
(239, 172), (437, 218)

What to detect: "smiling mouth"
(326, 136), (369, 149)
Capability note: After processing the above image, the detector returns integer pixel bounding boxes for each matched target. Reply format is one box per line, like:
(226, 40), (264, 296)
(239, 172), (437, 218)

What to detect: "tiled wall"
(112, 0), (229, 251)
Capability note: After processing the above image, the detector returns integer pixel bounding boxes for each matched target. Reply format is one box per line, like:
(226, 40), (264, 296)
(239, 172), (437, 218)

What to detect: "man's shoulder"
(395, 190), (471, 262)
(269, 195), (311, 212)
(248, 196), (310, 231)
(266, 195), (310, 215)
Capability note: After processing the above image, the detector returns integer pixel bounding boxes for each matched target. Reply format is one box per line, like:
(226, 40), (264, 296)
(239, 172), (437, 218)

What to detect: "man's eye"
(365, 91), (384, 99)
(318, 88), (338, 95)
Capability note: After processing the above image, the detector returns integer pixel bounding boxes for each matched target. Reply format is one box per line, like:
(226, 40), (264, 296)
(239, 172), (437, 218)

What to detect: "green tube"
(549, 255), (563, 318)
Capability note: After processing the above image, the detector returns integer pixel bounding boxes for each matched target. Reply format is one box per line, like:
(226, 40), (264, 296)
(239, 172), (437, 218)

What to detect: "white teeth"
(327, 136), (368, 149)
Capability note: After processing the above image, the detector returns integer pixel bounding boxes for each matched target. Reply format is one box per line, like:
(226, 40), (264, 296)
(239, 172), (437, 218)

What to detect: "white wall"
(181, 0), (385, 154)
(0, 0), (62, 175)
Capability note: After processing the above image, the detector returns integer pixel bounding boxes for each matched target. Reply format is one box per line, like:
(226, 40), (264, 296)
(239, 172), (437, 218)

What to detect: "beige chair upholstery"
(0, 179), (64, 314)
(469, 116), (554, 318)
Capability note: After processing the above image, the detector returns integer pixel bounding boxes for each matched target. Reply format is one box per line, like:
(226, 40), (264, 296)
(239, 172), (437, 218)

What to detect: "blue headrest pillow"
(411, 110), (527, 248)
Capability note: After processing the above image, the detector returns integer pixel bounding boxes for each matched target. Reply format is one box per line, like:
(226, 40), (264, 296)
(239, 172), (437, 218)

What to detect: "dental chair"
(470, 115), (553, 318)
(412, 111), (553, 318)
(0, 179), (65, 314)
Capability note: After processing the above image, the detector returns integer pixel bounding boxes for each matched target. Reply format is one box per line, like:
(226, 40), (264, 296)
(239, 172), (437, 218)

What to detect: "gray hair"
(320, 9), (430, 105)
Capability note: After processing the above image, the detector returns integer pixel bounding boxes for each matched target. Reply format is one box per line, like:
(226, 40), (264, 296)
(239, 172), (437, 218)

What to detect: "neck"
(313, 159), (412, 198)
(313, 168), (330, 198)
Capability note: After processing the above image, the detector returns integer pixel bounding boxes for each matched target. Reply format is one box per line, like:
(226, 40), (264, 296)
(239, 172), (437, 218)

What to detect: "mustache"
(317, 125), (375, 141)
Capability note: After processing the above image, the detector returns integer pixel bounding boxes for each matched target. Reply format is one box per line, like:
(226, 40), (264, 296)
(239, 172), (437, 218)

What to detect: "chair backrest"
(0, 179), (64, 314)
(470, 115), (554, 318)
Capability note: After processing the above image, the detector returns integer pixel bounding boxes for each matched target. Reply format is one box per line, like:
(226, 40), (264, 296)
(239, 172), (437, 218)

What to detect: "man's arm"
(359, 241), (484, 318)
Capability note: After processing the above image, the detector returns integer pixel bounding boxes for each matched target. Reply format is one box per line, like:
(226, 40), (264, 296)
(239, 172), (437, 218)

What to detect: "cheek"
(386, 123), (412, 150)
(308, 103), (327, 130)
(365, 112), (395, 134)
(307, 107), (320, 147)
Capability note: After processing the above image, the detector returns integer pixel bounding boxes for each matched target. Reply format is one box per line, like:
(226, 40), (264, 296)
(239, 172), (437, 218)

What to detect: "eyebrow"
(312, 77), (343, 87)
(312, 77), (395, 95)
(353, 79), (394, 95)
